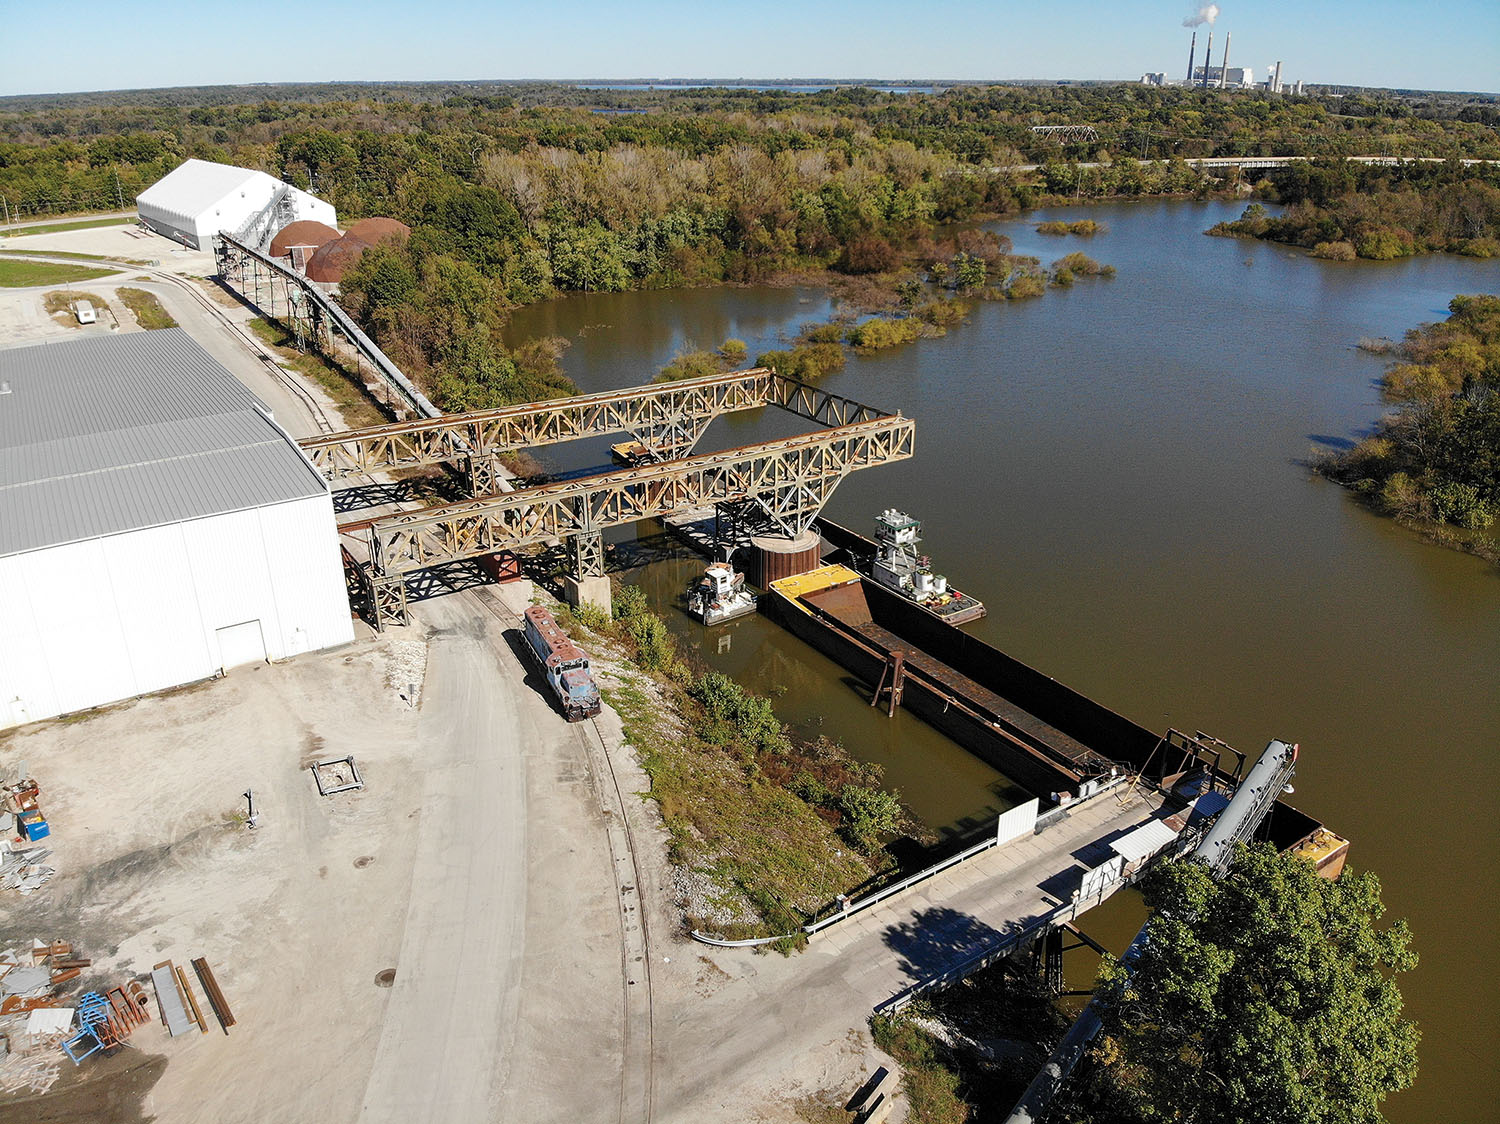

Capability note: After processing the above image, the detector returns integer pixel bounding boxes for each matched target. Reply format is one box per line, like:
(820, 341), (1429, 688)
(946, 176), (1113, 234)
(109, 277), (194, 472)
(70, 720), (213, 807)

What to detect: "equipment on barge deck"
(867, 509), (986, 625)
(521, 606), (603, 721)
(687, 562), (758, 626)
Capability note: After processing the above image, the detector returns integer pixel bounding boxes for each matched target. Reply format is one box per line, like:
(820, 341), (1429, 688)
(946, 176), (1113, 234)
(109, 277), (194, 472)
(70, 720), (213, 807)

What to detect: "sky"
(1, 0), (1496, 98)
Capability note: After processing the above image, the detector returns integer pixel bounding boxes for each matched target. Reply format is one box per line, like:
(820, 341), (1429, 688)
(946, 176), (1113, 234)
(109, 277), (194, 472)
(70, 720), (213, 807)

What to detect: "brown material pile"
(268, 220), (341, 258)
(305, 234), (371, 284)
(344, 217), (411, 246)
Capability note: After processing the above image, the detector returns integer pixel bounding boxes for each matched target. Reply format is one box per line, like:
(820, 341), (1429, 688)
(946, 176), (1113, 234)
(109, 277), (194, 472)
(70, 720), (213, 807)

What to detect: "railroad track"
(469, 588), (658, 1124)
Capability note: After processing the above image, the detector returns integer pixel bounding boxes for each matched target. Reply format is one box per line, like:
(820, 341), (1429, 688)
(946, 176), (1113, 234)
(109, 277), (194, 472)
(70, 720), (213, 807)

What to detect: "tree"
(1095, 842), (1418, 1124)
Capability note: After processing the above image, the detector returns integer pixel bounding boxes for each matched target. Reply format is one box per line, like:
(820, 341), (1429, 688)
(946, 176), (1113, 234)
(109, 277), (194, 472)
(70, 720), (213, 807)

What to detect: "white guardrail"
(690, 775), (1132, 949)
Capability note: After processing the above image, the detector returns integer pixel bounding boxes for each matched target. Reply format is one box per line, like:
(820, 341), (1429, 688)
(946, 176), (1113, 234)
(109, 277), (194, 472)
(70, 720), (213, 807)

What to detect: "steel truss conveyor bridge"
(310, 370), (914, 627)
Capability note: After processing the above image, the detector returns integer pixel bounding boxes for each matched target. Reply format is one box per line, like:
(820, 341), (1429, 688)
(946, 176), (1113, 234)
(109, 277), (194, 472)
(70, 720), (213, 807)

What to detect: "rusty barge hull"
(767, 566), (1134, 799)
(767, 563), (1335, 864)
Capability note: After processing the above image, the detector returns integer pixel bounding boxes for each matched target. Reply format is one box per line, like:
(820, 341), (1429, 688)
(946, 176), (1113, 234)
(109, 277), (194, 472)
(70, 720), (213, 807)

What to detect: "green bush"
(569, 601), (611, 631)
(718, 337), (748, 363)
(1005, 274), (1046, 299)
(1379, 471), (1422, 518)
(612, 583), (650, 621)
(657, 349), (722, 382)
(689, 672), (790, 756)
(837, 784), (902, 849)
(1430, 480), (1494, 529)
(848, 316), (924, 351)
(625, 612), (675, 671)
(1356, 227), (1416, 260)
(755, 341), (846, 380)
(1311, 239), (1358, 261)
(1454, 237), (1500, 259)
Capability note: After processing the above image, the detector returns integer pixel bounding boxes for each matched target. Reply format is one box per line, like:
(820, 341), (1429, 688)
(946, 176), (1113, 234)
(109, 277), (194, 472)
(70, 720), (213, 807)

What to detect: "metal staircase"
(233, 184), (297, 251)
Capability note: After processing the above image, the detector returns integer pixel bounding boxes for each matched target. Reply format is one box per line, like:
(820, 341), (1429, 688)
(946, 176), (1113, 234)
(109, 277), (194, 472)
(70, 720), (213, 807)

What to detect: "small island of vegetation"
(1318, 294), (1499, 560)
(1209, 160), (1500, 260)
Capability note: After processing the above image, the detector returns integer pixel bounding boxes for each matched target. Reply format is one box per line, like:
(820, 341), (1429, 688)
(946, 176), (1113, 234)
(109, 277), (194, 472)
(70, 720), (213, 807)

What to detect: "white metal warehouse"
(136, 158), (338, 249)
(0, 330), (354, 730)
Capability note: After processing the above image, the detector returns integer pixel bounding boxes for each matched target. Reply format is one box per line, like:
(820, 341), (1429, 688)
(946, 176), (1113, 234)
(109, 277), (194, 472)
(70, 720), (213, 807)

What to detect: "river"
(505, 199), (1500, 1121)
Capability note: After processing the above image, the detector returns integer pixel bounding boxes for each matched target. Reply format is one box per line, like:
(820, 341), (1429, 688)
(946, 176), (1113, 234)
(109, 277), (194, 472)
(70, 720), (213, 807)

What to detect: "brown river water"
(506, 199), (1500, 1121)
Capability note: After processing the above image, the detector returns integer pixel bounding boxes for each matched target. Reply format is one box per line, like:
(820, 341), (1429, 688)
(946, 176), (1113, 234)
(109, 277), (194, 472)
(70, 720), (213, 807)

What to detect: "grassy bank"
(117, 286), (175, 329)
(0, 257), (115, 287)
(247, 316), (388, 429)
(0, 215), (133, 238)
(558, 588), (912, 946)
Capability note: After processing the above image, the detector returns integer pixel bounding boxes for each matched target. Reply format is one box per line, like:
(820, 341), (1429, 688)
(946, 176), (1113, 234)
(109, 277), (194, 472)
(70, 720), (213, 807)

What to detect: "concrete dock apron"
(357, 596), (528, 1123)
(357, 591), (651, 1124)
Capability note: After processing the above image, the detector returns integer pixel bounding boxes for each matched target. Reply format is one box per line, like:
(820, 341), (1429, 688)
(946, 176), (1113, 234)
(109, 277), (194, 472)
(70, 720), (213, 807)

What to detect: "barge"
(767, 563), (1345, 872)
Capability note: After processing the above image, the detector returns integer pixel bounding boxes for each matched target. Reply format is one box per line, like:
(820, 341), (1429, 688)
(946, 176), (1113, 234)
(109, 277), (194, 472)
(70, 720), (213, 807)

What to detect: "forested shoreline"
(1209, 160), (1500, 259)
(4, 82), (1496, 412)
(1319, 294), (1499, 558)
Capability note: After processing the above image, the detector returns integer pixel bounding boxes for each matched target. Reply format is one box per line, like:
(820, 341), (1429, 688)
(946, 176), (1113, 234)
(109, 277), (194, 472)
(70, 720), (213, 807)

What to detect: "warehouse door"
(216, 620), (266, 672)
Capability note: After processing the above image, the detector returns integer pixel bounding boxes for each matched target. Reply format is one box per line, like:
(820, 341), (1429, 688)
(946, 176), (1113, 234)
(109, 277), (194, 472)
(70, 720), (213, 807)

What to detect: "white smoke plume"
(1183, 4), (1219, 27)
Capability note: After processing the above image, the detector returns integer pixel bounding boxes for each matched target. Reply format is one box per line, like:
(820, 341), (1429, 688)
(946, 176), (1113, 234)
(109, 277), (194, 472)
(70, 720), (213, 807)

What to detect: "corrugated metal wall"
(0, 494), (353, 729)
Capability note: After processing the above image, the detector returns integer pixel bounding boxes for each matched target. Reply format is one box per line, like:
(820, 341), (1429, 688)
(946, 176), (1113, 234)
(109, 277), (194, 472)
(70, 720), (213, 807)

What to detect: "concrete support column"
(563, 529), (610, 615)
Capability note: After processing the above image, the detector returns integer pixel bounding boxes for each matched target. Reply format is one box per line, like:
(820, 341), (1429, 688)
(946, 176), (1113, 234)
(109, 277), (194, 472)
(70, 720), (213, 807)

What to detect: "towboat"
(864, 508), (986, 626)
(687, 562), (758, 625)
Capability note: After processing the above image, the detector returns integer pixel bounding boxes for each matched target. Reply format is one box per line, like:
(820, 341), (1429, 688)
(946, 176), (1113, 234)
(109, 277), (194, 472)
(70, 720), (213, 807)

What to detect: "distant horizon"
(1, 1), (1495, 100)
(3, 76), (1496, 102)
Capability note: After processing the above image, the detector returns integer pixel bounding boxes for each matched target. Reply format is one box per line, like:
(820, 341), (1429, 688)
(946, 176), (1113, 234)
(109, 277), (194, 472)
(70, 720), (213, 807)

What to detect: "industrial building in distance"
(135, 157), (337, 250)
(1141, 28), (1302, 94)
(0, 330), (353, 729)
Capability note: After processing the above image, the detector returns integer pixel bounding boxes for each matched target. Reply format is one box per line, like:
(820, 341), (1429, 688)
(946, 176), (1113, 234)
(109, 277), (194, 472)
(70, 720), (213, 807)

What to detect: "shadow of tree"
(882, 906), (1020, 984)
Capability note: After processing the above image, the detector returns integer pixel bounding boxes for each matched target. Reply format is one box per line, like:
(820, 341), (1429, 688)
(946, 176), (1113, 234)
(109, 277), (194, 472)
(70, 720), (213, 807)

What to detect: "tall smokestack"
(1221, 32), (1231, 88)
(1272, 60), (1283, 93)
(1186, 31), (1197, 82)
(1202, 30), (1213, 87)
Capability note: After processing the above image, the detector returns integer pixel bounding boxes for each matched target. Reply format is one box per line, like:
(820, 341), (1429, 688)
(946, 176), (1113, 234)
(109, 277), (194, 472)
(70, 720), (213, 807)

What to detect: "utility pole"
(114, 169), (123, 210)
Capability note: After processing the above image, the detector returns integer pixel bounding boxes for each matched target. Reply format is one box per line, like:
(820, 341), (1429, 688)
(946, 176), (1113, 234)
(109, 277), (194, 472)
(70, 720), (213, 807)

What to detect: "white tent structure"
(136, 158), (337, 250)
(0, 330), (354, 730)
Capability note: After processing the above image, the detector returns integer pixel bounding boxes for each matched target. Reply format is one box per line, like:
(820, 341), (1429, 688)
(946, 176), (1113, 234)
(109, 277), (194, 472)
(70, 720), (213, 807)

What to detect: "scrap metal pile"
(2, 774), (55, 895)
(0, 939), (101, 1096)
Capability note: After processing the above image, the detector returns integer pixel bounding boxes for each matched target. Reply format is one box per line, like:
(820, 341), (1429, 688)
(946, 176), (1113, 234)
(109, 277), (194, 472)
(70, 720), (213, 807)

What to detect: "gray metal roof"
(0, 329), (329, 558)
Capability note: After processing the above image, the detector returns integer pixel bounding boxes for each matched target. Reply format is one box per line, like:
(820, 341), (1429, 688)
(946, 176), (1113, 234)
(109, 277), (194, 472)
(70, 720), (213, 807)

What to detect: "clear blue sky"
(3, 0), (1496, 97)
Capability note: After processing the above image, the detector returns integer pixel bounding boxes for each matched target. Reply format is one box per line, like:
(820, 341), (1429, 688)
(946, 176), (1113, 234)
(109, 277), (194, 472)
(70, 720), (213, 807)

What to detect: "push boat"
(686, 562), (758, 626)
(855, 509), (986, 626)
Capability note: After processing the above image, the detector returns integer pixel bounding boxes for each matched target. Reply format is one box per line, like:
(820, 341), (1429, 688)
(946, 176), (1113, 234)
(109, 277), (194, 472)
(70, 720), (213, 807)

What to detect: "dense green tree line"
(1321, 294), (1500, 548)
(1209, 161), (1500, 259)
(4, 83), (1492, 411)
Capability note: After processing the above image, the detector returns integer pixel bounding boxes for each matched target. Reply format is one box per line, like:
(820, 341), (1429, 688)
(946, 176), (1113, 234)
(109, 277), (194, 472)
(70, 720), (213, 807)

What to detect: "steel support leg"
(373, 577), (408, 629)
(468, 453), (499, 497)
(568, 530), (606, 579)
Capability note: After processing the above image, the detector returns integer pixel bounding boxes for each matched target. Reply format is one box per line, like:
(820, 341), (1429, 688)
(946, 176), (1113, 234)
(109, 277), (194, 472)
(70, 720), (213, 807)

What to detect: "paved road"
(650, 786), (1167, 1121)
(0, 209), (135, 233)
(357, 592), (640, 1124)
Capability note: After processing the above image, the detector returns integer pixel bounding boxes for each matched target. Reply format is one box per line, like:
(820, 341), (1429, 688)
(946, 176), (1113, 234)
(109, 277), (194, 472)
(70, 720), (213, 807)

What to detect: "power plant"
(1142, 7), (1302, 93)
